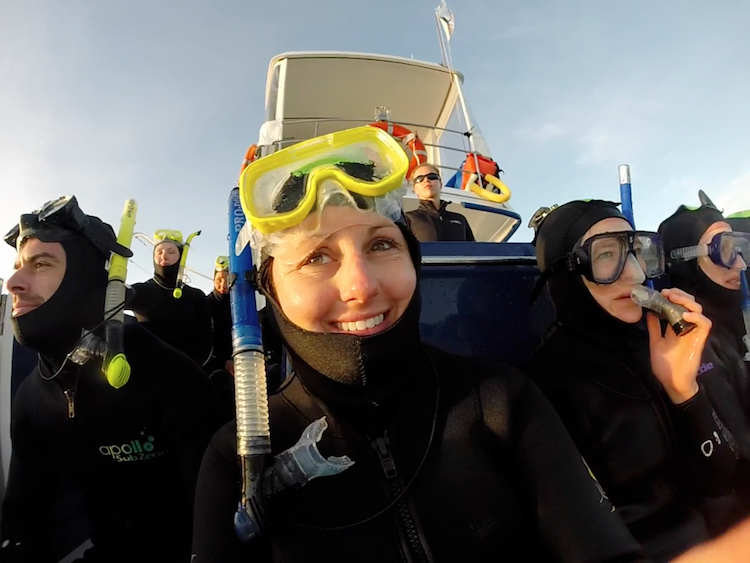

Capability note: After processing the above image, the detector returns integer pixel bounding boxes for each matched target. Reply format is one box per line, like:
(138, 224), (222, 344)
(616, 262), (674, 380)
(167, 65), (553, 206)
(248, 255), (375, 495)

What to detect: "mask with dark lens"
(412, 172), (440, 184)
(272, 161), (377, 213)
(570, 230), (665, 284)
(670, 231), (750, 269)
(3, 195), (132, 258)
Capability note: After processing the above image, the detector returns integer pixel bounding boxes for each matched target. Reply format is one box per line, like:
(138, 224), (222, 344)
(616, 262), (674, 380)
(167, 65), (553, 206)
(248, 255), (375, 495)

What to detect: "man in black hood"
(1, 197), (223, 562)
(659, 199), (750, 528)
(128, 230), (214, 367)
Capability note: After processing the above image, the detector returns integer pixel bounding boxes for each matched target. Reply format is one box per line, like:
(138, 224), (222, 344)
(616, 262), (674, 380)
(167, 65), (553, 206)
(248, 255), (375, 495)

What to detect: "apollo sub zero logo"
(99, 432), (166, 462)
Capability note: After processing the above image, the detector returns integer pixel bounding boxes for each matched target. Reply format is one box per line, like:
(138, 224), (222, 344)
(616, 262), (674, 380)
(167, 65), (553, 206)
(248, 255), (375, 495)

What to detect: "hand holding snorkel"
(639, 287), (712, 404)
(173, 230), (201, 299)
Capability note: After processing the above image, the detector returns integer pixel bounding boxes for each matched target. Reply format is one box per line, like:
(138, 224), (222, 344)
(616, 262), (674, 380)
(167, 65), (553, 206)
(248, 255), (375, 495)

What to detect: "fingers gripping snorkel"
(173, 230), (201, 299)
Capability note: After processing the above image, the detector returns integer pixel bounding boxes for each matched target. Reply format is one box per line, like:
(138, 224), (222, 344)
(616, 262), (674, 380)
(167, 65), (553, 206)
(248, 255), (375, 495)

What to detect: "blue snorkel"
(229, 187), (272, 541)
(740, 272), (750, 361)
(229, 187), (354, 543)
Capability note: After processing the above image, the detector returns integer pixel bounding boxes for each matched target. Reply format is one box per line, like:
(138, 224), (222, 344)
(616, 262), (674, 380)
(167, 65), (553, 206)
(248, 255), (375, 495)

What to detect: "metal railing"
(266, 116), (476, 181)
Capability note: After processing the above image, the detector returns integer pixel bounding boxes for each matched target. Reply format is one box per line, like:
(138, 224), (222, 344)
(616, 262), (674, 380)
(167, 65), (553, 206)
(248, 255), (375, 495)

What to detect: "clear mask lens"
(582, 231), (664, 284)
(718, 232), (750, 267)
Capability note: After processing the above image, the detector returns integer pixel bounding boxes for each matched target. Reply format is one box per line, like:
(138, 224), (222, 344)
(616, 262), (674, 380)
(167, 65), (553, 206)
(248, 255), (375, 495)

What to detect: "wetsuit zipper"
(372, 435), (429, 563)
(56, 380), (76, 419)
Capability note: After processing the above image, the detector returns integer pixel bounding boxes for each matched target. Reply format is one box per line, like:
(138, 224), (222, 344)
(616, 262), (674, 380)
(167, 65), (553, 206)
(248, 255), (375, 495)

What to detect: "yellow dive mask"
(153, 229), (184, 245)
(215, 255), (229, 272)
(239, 126), (409, 235)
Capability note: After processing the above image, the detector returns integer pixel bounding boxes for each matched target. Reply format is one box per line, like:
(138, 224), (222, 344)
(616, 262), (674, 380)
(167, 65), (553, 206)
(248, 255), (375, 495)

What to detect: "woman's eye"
(371, 238), (396, 252)
(303, 253), (332, 266)
(595, 251), (614, 260)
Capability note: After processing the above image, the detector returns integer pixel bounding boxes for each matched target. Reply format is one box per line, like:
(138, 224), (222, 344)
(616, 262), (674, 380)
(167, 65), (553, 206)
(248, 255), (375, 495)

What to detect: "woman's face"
(154, 242), (180, 267)
(412, 165), (442, 201)
(698, 221), (746, 290)
(271, 206), (417, 336)
(581, 217), (645, 324)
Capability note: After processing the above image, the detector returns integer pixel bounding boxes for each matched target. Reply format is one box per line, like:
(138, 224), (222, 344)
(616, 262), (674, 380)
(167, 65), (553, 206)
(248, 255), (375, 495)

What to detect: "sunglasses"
(413, 172), (440, 184)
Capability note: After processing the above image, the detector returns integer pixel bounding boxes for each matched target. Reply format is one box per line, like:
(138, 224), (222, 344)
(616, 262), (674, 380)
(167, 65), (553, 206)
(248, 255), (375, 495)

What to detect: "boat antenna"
(434, 1), (483, 182)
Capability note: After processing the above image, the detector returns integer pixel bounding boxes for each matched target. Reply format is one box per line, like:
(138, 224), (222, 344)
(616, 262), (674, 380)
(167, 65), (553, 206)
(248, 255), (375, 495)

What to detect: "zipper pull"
(372, 436), (398, 479)
(63, 389), (76, 419)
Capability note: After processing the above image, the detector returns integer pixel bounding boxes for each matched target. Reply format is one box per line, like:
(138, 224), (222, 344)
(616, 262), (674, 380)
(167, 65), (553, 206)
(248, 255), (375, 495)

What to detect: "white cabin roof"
(264, 52), (463, 142)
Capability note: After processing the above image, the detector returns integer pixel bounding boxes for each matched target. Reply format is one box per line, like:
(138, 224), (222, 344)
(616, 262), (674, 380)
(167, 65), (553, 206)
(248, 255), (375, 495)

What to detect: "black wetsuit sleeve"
(127, 282), (150, 322)
(669, 385), (738, 498)
(191, 423), (273, 563)
(191, 289), (215, 367)
(161, 354), (224, 514)
(0, 387), (59, 562)
(481, 373), (648, 563)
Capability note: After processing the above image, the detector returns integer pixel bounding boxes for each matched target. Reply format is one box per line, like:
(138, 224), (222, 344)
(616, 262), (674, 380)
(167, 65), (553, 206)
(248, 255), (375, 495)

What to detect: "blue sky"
(1, 0), (749, 293)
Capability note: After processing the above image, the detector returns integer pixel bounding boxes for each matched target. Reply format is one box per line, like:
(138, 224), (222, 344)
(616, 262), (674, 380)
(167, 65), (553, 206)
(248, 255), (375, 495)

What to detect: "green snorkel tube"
(68, 198), (138, 387)
(103, 199), (138, 388)
(173, 230), (201, 299)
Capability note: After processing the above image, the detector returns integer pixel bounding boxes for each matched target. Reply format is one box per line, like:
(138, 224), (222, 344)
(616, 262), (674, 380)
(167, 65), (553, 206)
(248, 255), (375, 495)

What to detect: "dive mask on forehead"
(154, 229), (184, 245)
(4, 195), (132, 258)
(239, 126), (409, 237)
(215, 255), (229, 272)
(670, 231), (750, 269)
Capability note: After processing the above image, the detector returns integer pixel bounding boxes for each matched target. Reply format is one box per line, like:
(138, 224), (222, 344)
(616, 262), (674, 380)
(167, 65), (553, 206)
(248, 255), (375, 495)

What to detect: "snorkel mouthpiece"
(173, 230), (201, 299)
(631, 286), (696, 336)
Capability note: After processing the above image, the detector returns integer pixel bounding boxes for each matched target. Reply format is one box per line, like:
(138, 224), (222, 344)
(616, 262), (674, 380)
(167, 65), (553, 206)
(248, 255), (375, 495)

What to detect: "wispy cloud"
(714, 172), (750, 214)
(514, 95), (668, 165)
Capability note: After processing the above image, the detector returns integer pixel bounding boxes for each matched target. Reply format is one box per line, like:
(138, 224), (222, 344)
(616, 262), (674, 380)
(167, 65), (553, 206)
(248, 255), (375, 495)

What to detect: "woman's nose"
(337, 253), (379, 303)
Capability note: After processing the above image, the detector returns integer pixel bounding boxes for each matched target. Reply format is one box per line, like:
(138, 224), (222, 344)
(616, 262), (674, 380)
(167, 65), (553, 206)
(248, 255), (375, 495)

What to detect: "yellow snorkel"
(103, 199), (137, 389)
(173, 230), (201, 299)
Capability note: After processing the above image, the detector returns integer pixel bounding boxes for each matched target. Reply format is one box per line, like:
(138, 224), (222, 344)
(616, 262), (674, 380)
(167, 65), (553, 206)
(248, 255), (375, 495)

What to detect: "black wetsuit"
(191, 226), (646, 562)
(660, 206), (750, 530)
(206, 289), (232, 375)
(525, 323), (737, 561)
(405, 200), (475, 242)
(525, 200), (738, 562)
(129, 279), (213, 368)
(1, 324), (223, 562)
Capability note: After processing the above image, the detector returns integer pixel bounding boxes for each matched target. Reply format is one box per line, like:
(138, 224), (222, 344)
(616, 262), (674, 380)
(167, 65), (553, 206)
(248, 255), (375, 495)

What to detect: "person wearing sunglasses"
(128, 229), (214, 368)
(659, 199), (750, 532)
(190, 127), (649, 563)
(523, 199), (736, 562)
(405, 163), (475, 242)
(1, 197), (223, 562)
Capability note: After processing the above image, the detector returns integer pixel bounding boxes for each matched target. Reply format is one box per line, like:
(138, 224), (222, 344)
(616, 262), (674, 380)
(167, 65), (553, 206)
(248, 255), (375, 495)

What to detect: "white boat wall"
(254, 51), (521, 242)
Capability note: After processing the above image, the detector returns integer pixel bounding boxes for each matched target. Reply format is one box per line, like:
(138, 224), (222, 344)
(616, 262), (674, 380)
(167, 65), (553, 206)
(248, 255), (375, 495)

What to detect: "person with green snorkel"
(128, 229), (214, 368)
(0, 196), (223, 562)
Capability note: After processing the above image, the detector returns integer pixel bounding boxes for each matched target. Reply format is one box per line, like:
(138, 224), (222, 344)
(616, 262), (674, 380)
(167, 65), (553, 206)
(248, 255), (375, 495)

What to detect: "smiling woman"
(268, 206), (416, 335)
(191, 128), (649, 563)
